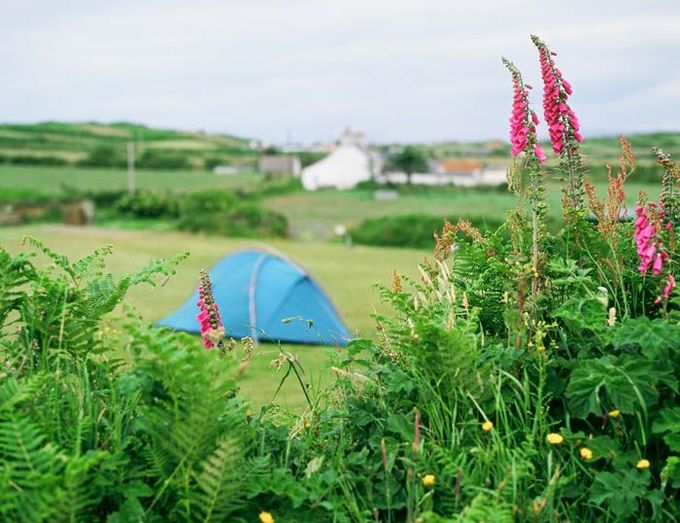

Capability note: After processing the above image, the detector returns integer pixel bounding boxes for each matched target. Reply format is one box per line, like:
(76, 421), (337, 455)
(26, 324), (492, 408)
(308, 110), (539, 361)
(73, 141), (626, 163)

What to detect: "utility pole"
(127, 141), (136, 196)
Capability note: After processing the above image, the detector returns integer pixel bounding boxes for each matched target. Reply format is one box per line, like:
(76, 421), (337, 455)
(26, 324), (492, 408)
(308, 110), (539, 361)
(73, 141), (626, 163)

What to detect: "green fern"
(59, 450), (112, 523)
(191, 437), (247, 522)
(455, 494), (514, 523)
(0, 374), (47, 412)
(0, 414), (61, 522)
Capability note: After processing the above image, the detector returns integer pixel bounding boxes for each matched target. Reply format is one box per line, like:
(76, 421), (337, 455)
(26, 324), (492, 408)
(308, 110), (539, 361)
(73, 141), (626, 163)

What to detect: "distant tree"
(389, 146), (429, 185)
(137, 149), (189, 170)
(80, 145), (126, 168)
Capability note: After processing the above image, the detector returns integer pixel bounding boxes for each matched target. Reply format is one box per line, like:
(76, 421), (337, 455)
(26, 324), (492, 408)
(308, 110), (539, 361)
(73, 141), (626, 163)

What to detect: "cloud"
(1, 0), (679, 142)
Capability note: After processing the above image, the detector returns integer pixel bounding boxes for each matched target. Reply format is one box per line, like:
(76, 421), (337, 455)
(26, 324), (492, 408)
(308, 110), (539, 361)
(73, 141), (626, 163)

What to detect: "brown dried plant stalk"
(584, 136), (634, 240)
(433, 218), (485, 261)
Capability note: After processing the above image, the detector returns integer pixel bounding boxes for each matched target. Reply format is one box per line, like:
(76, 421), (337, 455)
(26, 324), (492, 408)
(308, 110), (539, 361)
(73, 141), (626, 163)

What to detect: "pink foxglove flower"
(636, 201), (676, 304)
(663, 274), (676, 299)
(634, 206), (658, 274)
(534, 143), (547, 164)
(531, 36), (583, 154)
(197, 269), (225, 349)
(504, 58), (545, 164)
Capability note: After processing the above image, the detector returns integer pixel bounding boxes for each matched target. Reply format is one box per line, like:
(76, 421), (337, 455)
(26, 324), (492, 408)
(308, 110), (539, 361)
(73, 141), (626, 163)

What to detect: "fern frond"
(191, 437), (245, 522)
(455, 493), (514, 523)
(72, 245), (114, 278)
(59, 451), (111, 523)
(0, 414), (61, 522)
(0, 374), (47, 412)
(22, 236), (74, 279)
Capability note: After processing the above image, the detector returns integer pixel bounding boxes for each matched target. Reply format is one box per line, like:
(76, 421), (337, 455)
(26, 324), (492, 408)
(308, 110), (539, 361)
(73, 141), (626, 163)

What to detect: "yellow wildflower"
(608, 410), (620, 418)
(259, 511), (275, 523)
(482, 420), (494, 432)
(422, 474), (436, 488)
(580, 447), (593, 460)
(636, 459), (650, 470)
(546, 433), (564, 445)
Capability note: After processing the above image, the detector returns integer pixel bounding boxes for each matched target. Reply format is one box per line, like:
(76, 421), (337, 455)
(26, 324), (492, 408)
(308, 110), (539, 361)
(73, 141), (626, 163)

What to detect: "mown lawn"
(0, 225), (428, 409)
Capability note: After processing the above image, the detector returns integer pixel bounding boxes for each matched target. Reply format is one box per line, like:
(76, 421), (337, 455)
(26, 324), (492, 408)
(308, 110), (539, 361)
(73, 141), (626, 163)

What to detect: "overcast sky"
(2, 0), (679, 144)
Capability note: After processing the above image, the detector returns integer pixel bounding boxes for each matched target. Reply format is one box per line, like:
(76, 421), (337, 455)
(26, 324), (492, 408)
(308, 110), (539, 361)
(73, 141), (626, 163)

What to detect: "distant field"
(265, 180), (662, 238)
(0, 225), (428, 409)
(1, 164), (664, 239)
(0, 121), (256, 169)
(413, 132), (680, 165)
(0, 164), (262, 194)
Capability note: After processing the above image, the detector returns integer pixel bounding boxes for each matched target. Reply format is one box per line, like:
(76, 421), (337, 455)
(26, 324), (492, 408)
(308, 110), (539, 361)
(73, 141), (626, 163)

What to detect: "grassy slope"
(580, 132), (680, 161)
(414, 132), (680, 165)
(0, 121), (255, 168)
(2, 121), (678, 167)
(0, 225), (427, 409)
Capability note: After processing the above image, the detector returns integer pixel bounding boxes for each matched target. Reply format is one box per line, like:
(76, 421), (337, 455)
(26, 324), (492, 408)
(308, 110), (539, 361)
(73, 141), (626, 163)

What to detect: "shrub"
(136, 148), (190, 170)
(351, 214), (506, 248)
(0, 154), (68, 166)
(0, 189), (55, 204)
(114, 190), (181, 219)
(177, 190), (289, 238)
(79, 145), (127, 168)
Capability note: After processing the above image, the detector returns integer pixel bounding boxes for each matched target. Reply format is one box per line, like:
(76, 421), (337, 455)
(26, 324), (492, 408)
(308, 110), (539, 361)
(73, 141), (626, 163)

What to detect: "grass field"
(0, 165), (262, 196)
(266, 180), (662, 238)
(0, 224), (428, 409)
(0, 164), (663, 239)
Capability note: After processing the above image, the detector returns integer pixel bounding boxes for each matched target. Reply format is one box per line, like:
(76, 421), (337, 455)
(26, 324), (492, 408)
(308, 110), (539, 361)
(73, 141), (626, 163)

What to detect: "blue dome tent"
(158, 249), (352, 346)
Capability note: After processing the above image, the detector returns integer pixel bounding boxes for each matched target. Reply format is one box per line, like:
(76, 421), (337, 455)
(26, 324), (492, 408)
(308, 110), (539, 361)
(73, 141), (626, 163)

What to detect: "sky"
(2, 0), (679, 144)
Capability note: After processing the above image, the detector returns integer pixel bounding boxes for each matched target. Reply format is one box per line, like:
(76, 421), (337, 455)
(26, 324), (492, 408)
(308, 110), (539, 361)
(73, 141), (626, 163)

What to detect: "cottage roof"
(438, 159), (483, 174)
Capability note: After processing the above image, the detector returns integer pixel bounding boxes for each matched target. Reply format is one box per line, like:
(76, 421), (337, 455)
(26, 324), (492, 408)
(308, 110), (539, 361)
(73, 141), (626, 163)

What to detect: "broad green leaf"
(566, 356), (676, 418)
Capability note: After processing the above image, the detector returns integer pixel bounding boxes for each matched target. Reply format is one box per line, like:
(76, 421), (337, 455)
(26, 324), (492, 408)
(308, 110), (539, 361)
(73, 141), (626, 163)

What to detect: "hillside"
(579, 132), (680, 163)
(1, 122), (678, 173)
(382, 132), (680, 170)
(0, 121), (257, 170)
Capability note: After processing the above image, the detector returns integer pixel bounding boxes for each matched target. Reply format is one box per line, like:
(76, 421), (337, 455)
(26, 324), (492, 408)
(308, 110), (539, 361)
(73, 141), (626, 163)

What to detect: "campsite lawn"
(0, 224), (428, 410)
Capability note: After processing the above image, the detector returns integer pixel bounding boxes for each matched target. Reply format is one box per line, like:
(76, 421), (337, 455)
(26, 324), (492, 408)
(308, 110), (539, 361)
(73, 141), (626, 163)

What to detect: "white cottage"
(301, 129), (381, 190)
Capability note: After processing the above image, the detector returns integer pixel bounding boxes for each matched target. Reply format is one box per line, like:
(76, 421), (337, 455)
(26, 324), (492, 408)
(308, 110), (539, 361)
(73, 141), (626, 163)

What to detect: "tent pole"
(248, 253), (269, 346)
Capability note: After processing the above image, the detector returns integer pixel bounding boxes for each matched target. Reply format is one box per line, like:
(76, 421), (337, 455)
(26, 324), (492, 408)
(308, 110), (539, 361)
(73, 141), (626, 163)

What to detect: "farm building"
(301, 129), (382, 190)
(258, 155), (301, 177)
(431, 158), (507, 186)
(379, 158), (507, 187)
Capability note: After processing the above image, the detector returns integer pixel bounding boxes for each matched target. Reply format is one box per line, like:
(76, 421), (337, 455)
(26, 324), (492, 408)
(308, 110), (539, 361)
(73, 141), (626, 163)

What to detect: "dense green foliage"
(352, 214), (505, 248)
(0, 153), (68, 166)
(113, 191), (182, 219)
(177, 191), (289, 238)
(387, 146), (430, 185)
(3, 142), (679, 521)
(2, 186), (290, 238)
(0, 240), (267, 521)
(109, 189), (290, 238)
